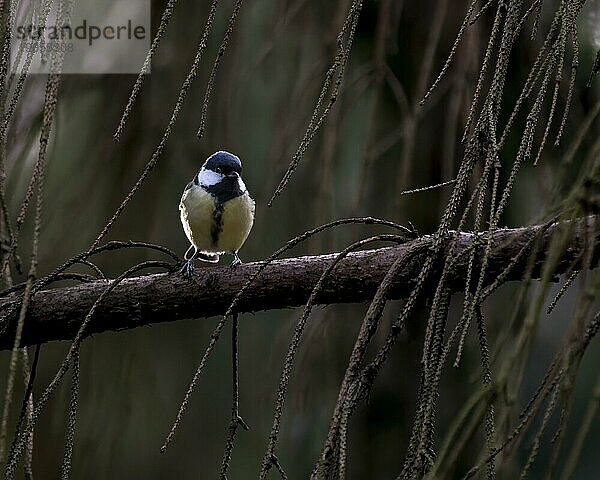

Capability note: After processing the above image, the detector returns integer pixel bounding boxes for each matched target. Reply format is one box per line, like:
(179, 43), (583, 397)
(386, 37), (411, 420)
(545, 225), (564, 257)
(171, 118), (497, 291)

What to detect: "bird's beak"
(227, 171), (240, 178)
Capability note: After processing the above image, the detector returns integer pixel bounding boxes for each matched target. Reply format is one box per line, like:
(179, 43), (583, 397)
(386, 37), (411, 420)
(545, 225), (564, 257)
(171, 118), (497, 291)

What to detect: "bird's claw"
(179, 259), (195, 278)
(230, 254), (242, 266)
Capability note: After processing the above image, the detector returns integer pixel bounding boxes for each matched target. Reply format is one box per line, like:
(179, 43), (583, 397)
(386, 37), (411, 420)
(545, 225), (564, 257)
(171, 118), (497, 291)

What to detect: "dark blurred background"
(1, 0), (599, 478)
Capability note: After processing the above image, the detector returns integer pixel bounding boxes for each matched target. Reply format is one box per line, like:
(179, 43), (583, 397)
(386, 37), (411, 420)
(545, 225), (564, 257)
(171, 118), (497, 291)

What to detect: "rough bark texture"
(0, 216), (597, 350)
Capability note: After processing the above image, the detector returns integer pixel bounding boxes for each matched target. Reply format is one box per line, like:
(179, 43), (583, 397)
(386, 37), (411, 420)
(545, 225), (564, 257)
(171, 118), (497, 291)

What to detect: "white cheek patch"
(237, 177), (247, 193)
(198, 168), (223, 186)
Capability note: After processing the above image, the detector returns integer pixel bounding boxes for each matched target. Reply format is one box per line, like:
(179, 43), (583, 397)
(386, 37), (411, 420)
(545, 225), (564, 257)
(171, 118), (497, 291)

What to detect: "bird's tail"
(197, 252), (220, 263)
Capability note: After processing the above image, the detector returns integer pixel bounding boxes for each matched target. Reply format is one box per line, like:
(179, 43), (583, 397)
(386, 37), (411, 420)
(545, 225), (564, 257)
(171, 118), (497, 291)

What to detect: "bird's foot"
(179, 259), (195, 278)
(230, 253), (242, 266)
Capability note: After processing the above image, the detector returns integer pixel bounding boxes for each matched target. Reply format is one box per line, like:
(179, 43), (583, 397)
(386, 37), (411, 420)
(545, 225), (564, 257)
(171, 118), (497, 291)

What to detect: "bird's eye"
(216, 167), (222, 174)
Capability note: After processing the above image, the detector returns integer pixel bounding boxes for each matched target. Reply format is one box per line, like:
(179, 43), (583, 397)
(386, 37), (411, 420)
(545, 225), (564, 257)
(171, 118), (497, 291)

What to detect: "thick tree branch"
(0, 216), (598, 350)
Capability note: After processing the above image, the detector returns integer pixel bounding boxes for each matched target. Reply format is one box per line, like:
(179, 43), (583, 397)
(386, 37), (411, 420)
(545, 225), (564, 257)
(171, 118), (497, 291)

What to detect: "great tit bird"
(179, 151), (255, 276)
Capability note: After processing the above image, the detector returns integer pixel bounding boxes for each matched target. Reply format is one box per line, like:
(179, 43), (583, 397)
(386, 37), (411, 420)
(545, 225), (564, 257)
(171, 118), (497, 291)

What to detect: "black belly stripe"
(204, 176), (245, 247)
(211, 203), (224, 247)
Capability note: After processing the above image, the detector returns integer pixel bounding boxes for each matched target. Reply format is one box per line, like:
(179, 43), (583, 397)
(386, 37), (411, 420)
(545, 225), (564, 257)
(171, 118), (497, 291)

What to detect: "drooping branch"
(0, 216), (598, 350)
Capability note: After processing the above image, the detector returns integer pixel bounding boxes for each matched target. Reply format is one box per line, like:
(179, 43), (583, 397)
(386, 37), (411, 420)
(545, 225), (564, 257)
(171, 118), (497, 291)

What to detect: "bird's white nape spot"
(198, 168), (223, 186)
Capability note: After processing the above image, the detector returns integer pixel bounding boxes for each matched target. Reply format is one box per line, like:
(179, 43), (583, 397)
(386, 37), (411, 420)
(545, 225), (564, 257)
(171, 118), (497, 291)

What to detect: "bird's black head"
(203, 151), (242, 176)
(196, 151), (246, 202)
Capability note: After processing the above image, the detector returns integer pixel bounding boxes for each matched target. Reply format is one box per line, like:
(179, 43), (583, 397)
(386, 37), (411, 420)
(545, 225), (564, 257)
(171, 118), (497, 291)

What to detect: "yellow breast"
(180, 186), (215, 252)
(180, 186), (255, 254)
(217, 193), (255, 253)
